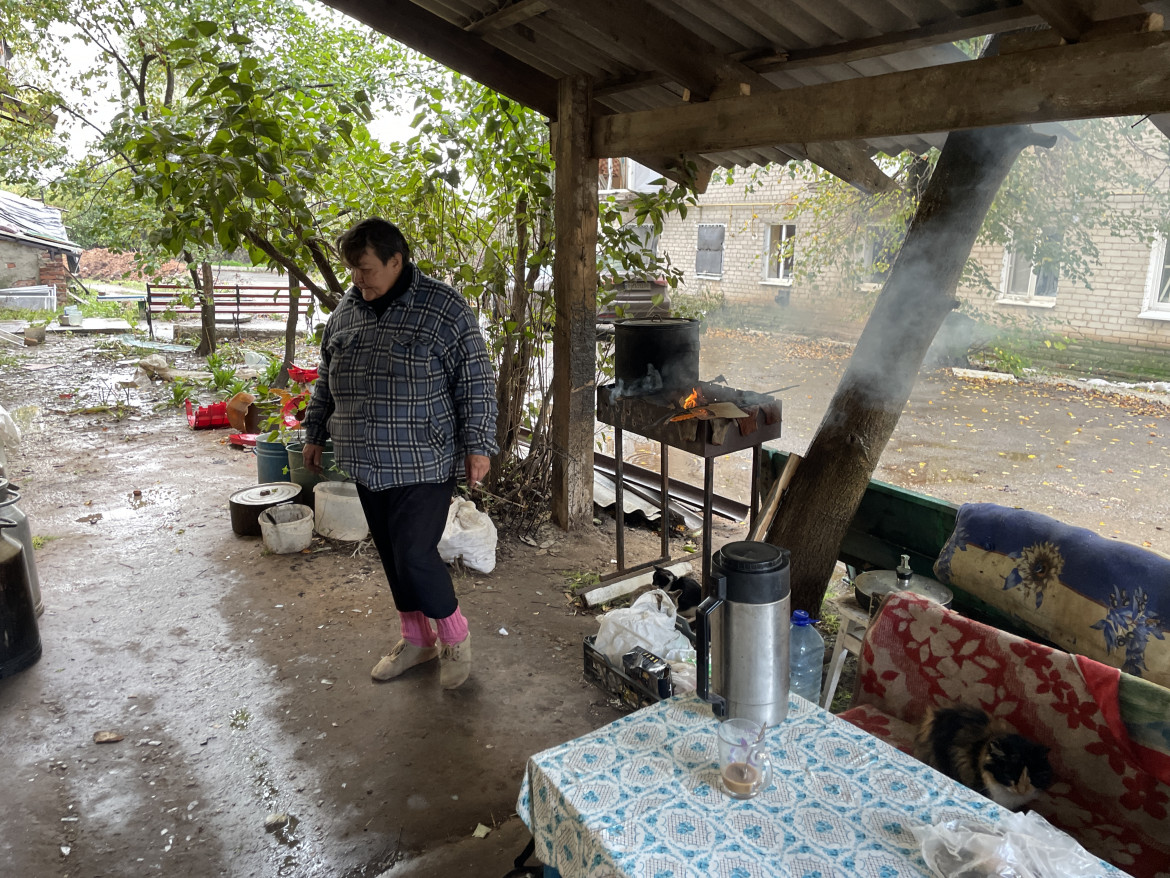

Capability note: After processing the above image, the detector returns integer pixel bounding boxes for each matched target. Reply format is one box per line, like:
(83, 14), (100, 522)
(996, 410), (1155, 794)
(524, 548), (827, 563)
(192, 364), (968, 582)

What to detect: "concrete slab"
(44, 317), (133, 334)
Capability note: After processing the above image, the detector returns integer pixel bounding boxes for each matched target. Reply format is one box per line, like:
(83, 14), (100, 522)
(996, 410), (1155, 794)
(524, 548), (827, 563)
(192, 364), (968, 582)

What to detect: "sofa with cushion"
(840, 591), (1170, 878)
(933, 502), (1170, 689)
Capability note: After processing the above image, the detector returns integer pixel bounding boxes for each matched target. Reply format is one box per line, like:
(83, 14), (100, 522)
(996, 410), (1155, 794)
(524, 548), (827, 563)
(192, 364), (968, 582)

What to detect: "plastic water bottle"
(789, 610), (825, 704)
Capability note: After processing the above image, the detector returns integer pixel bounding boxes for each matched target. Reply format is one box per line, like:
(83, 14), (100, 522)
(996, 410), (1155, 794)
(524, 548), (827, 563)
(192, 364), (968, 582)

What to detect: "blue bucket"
(255, 440), (291, 483)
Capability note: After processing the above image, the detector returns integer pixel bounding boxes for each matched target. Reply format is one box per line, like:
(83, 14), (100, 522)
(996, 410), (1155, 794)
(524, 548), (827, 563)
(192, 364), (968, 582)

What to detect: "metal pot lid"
(615, 317), (696, 327)
(230, 483), (302, 506)
(854, 569), (953, 606)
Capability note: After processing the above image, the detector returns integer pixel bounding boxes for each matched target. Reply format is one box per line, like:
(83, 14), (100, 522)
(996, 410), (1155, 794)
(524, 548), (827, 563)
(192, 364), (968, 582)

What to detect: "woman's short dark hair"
(337, 218), (412, 267)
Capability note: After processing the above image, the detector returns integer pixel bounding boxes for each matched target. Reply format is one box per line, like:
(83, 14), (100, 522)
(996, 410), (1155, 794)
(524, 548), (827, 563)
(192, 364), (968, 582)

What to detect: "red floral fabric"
(839, 592), (1170, 878)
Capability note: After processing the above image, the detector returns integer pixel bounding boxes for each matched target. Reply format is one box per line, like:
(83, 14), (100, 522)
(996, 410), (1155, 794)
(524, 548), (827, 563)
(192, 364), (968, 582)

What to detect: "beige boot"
(439, 635), (472, 690)
(371, 639), (439, 681)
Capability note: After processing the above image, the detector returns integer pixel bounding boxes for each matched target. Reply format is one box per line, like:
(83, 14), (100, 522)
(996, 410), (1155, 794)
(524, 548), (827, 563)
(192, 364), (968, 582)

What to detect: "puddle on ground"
(997, 450), (1042, 462)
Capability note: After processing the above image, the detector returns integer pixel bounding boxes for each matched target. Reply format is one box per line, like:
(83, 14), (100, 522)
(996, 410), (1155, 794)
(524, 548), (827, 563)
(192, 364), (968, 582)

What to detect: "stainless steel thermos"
(696, 541), (791, 725)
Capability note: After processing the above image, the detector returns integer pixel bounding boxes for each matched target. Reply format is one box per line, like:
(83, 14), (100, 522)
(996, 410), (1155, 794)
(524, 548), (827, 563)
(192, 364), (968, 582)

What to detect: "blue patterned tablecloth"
(517, 694), (1075, 878)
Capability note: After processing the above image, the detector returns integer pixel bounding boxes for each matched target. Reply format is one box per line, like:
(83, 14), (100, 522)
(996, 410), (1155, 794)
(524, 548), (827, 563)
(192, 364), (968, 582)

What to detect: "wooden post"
(551, 74), (598, 530)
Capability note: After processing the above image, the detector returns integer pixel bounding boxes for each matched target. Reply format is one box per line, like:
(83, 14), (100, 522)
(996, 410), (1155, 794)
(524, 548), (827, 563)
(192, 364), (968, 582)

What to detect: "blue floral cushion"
(934, 502), (1169, 688)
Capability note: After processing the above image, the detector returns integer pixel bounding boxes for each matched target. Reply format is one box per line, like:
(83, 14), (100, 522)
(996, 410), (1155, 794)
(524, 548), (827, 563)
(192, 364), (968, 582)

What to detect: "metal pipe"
(615, 426), (625, 573)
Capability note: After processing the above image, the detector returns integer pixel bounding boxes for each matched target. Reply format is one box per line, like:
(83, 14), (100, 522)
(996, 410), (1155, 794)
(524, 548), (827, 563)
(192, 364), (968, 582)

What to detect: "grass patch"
(32, 535), (60, 550)
(563, 569), (600, 595)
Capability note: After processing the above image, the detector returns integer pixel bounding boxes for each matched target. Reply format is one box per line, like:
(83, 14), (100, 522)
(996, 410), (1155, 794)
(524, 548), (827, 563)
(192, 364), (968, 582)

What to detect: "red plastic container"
(185, 399), (230, 429)
(287, 365), (318, 384)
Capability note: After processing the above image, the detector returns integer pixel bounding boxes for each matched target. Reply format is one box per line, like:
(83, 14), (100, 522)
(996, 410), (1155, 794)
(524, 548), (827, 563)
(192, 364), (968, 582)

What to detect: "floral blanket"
(933, 502), (1169, 689)
(840, 592), (1170, 878)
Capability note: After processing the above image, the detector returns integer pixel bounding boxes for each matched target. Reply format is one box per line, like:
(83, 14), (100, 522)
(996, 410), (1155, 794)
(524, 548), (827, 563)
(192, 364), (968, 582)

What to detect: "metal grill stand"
(596, 383), (782, 591)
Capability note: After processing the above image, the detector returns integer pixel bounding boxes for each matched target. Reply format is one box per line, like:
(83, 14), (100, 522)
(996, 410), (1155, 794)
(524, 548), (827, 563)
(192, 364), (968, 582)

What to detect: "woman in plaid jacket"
(302, 218), (498, 690)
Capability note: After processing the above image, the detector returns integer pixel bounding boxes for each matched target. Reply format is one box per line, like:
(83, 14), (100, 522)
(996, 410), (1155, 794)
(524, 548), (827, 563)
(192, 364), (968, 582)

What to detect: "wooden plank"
(1021, 0), (1093, 39)
(545, 0), (752, 102)
(465, 0), (548, 33)
(747, 452), (801, 541)
(592, 31), (1170, 158)
(550, 75), (598, 530)
(321, 0), (559, 117)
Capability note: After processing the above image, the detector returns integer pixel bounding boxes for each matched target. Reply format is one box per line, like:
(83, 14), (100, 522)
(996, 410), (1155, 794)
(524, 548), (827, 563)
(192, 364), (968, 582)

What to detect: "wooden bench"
(144, 284), (315, 340)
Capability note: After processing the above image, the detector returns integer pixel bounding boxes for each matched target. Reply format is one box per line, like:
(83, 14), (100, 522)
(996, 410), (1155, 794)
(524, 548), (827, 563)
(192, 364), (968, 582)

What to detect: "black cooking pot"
(614, 317), (699, 395)
(229, 482), (303, 537)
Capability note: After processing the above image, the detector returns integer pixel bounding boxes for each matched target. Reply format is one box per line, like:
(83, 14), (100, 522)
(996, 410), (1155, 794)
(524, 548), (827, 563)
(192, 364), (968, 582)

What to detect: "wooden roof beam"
(321, 0), (559, 117)
(1020, 0), (1154, 42)
(1020, 0), (1094, 40)
(592, 31), (1170, 158)
(465, 0), (548, 34)
(543, 0), (749, 102)
(547, 0), (895, 193)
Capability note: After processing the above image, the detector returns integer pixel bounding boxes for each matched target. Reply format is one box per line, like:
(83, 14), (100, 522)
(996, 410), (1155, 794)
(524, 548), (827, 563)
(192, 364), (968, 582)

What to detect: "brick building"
(655, 165), (1170, 356)
(0, 189), (80, 310)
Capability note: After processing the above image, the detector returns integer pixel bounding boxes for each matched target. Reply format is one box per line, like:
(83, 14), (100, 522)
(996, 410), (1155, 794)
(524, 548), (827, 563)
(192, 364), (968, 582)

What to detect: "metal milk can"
(0, 516), (42, 678)
(0, 478), (42, 616)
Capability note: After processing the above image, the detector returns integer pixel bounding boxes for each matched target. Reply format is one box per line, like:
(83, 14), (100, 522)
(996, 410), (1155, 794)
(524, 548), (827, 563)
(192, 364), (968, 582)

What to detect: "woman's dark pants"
(356, 478), (457, 619)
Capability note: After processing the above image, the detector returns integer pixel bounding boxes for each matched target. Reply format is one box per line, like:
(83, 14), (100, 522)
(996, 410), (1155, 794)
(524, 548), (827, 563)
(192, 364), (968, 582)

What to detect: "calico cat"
(914, 704), (1053, 811)
(652, 566), (702, 620)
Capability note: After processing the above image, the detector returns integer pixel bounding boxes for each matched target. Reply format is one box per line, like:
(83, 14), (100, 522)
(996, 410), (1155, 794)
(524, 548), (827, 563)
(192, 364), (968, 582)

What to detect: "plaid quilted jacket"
(302, 266), (498, 489)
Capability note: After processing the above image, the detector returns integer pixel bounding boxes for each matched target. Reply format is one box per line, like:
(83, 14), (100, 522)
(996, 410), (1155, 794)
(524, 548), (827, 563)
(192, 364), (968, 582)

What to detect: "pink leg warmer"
(399, 610), (437, 647)
(435, 606), (470, 645)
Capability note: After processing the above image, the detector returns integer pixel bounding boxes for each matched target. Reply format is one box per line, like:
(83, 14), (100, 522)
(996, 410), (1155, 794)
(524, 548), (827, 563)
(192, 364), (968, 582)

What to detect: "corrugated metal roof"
(326, 0), (1170, 177)
(0, 190), (81, 254)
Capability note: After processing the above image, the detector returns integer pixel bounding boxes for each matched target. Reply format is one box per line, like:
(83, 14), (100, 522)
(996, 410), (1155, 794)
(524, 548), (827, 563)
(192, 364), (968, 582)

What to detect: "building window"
(696, 224), (725, 278)
(763, 223), (796, 284)
(858, 225), (895, 286)
(1142, 236), (1170, 317)
(1000, 247), (1059, 300)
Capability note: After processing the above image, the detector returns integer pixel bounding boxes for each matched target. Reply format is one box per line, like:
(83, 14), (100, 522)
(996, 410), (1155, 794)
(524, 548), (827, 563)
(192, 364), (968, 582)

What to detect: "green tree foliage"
(2, 0), (696, 516)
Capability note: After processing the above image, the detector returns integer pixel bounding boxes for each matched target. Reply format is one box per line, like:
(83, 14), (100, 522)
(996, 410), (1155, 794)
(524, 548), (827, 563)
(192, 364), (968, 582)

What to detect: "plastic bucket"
(286, 441), (340, 506)
(255, 439), (291, 483)
(314, 482), (369, 541)
(259, 503), (314, 554)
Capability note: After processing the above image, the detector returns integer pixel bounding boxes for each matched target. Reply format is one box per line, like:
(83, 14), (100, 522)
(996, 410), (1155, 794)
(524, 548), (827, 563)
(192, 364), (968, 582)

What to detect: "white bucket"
(314, 482), (369, 541)
(259, 503), (314, 554)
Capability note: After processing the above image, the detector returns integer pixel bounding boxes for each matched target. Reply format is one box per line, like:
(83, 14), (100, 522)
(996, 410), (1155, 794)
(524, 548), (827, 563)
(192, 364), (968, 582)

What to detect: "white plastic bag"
(437, 499), (497, 574)
(594, 589), (689, 665)
(0, 404), (21, 452)
(912, 812), (1105, 878)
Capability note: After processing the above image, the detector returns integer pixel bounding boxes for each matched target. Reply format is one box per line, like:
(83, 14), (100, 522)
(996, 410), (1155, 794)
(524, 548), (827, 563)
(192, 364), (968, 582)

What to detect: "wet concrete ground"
(2, 325), (1169, 877)
(0, 332), (642, 877)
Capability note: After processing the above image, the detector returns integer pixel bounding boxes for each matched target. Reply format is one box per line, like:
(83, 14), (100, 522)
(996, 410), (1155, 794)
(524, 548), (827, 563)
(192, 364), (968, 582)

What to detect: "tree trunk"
(194, 261), (217, 357)
(766, 125), (1055, 614)
(495, 197), (530, 466)
(276, 276), (299, 390)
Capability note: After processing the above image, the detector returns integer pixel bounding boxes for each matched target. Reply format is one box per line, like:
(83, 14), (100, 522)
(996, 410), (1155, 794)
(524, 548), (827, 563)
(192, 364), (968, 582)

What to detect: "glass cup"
(717, 718), (772, 799)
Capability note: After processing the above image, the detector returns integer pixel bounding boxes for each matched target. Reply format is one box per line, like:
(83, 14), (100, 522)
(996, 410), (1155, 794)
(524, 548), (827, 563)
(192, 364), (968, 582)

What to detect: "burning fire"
(682, 387), (702, 409)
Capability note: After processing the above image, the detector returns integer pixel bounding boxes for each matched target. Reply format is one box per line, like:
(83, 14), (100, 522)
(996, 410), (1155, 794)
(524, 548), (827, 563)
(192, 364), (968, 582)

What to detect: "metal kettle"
(696, 541), (791, 725)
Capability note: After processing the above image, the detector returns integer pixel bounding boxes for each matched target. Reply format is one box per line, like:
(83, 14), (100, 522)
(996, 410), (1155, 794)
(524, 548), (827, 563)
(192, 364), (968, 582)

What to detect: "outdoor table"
(517, 693), (1129, 878)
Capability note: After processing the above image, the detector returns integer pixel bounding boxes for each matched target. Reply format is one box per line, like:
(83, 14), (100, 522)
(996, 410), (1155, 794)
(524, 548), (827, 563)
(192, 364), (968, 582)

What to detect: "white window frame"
(762, 223), (796, 285)
(695, 223), (725, 279)
(997, 246), (1058, 308)
(1140, 235), (1170, 321)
